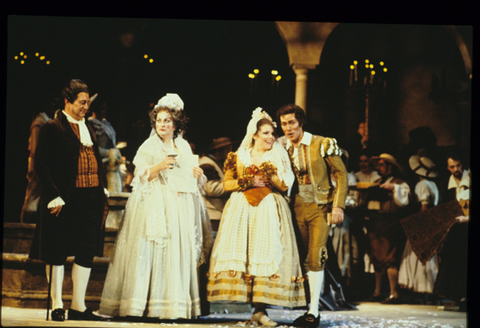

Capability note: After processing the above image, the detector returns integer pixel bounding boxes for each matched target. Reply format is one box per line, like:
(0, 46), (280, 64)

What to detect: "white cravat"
(63, 111), (93, 147)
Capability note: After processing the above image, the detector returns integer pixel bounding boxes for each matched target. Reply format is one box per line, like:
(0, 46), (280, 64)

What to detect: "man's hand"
(456, 215), (469, 223)
(380, 182), (395, 191)
(331, 206), (344, 225)
(50, 205), (63, 217)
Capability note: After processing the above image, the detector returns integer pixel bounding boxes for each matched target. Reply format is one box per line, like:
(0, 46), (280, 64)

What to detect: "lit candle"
(349, 65), (354, 85)
(354, 60), (358, 81)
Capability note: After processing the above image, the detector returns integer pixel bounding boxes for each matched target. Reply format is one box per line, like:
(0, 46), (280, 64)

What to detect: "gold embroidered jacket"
(300, 135), (348, 209)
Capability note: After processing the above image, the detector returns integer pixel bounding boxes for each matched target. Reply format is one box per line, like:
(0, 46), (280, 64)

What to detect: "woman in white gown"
(99, 94), (213, 319)
(398, 154), (439, 294)
(207, 108), (306, 327)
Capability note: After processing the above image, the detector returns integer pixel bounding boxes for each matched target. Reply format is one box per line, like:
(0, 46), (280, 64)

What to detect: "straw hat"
(409, 155), (438, 178)
(371, 153), (402, 172)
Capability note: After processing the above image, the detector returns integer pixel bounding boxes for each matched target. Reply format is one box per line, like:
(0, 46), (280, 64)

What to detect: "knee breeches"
(294, 202), (331, 272)
(44, 187), (104, 268)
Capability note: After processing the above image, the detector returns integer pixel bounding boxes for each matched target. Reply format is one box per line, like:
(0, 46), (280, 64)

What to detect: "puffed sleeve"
(393, 182), (410, 206)
(415, 181), (432, 205)
(322, 138), (348, 209)
(222, 152), (243, 192)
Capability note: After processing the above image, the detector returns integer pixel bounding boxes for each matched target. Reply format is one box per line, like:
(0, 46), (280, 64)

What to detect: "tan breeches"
(294, 202), (331, 272)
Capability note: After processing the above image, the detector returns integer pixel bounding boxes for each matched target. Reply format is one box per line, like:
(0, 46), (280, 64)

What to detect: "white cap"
(157, 93), (184, 110)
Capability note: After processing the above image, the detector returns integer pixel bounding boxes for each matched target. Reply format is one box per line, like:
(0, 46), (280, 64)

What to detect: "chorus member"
(99, 93), (213, 319)
(29, 79), (108, 321)
(365, 153), (410, 304)
(88, 101), (117, 158)
(199, 137), (234, 225)
(21, 110), (51, 223)
(207, 108), (306, 327)
(398, 155), (440, 294)
(354, 150), (381, 184)
(277, 104), (349, 327)
(354, 150), (381, 277)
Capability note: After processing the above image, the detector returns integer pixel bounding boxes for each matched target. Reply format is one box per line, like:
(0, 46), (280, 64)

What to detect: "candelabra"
(348, 59), (388, 147)
(248, 69), (282, 95)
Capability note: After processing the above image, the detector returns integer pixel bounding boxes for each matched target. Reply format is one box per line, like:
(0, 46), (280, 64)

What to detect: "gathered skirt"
(398, 240), (438, 293)
(207, 191), (306, 307)
(99, 183), (212, 319)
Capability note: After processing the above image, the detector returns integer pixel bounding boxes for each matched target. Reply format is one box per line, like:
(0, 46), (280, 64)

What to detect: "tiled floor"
(1, 303), (468, 327)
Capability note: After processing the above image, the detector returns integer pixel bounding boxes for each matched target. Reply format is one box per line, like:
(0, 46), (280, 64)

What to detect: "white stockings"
(307, 270), (324, 317)
(46, 264), (64, 310)
(71, 263), (91, 312)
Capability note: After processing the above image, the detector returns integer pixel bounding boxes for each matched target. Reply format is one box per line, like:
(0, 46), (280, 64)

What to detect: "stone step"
(2, 253), (108, 309)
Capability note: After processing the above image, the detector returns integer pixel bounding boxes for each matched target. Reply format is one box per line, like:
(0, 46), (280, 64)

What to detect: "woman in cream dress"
(398, 155), (439, 294)
(99, 94), (213, 319)
(207, 108), (306, 326)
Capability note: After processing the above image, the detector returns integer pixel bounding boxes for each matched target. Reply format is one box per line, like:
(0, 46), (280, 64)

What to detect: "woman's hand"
(193, 166), (203, 179)
(253, 175), (270, 187)
(161, 156), (177, 170)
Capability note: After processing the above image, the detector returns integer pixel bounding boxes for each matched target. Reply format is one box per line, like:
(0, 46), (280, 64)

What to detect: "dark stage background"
(4, 16), (473, 224)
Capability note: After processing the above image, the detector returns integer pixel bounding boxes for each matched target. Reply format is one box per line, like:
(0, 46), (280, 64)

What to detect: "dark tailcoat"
(29, 110), (108, 262)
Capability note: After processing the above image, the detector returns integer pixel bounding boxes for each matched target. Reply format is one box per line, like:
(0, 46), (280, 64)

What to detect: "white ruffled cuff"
(47, 197), (65, 209)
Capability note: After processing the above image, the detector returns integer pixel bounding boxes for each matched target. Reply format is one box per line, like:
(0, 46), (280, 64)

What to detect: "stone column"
(293, 65), (313, 111)
(276, 22), (338, 113)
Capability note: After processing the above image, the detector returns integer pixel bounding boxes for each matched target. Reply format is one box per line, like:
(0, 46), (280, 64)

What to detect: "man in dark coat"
(29, 79), (108, 321)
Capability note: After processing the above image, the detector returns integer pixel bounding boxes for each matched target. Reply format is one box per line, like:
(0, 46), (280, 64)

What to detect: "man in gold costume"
(277, 104), (348, 327)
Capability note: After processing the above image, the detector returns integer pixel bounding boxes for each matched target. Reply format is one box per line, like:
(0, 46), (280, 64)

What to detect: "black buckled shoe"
(68, 308), (106, 321)
(292, 312), (320, 327)
(51, 308), (65, 321)
(381, 296), (403, 304)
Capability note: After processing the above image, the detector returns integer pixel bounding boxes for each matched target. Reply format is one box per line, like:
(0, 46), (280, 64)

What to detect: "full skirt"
(99, 185), (211, 319)
(207, 191), (306, 308)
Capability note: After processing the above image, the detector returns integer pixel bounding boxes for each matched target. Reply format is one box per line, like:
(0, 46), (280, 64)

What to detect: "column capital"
(292, 64), (316, 71)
